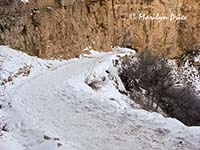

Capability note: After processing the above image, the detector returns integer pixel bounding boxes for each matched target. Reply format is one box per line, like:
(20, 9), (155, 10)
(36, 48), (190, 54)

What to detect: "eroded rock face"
(112, 0), (200, 58)
(0, 0), (199, 58)
(0, 0), (112, 58)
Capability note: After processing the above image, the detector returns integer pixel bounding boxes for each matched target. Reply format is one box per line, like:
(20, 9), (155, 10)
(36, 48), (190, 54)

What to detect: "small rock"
(57, 143), (62, 147)
(44, 135), (51, 140)
(53, 137), (60, 141)
(7, 75), (13, 82)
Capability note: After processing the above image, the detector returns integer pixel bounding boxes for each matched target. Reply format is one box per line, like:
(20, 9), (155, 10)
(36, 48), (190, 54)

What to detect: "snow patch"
(20, 0), (29, 3)
(0, 46), (200, 150)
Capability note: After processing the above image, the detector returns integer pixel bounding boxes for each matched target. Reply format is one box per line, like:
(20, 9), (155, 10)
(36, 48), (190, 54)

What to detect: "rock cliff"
(112, 0), (200, 58)
(0, 0), (112, 58)
(0, 0), (199, 58)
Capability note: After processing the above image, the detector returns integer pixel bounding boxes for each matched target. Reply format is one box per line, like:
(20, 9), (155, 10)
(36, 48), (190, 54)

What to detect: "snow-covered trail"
(6, 51), (134, 150)
(1, 48), (200, 150)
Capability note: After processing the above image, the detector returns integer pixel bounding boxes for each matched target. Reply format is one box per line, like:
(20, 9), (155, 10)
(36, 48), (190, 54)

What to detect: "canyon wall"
(0, 0), (112, 58)
(112, 0), (200, 57)
(0, 0), (200, 58)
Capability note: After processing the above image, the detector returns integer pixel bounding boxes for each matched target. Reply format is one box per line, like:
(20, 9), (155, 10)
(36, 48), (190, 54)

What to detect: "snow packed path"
(0, 47), (200, 150)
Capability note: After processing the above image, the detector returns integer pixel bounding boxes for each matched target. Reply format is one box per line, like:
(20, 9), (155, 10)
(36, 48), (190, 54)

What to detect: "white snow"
(182, 60), (200, 95)
(194, 55), (200, 62)
(20, 0), (29, 3)
(0, 46), (200, 150)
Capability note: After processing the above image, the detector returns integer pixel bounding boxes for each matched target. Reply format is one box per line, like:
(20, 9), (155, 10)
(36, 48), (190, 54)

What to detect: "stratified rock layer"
(0, 0), (200, 58)
(112, 0), (200, 58)
(0, 0), (112, 58)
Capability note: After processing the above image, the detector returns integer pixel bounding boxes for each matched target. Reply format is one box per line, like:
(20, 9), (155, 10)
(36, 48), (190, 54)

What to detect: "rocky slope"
(0, 0), (200, 58)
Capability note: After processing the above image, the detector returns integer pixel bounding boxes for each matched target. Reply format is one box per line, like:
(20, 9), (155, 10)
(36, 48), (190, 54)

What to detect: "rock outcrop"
(112, 0), (200, 58)
(0, 0), (112, 58)
(0, 0), (200, 58)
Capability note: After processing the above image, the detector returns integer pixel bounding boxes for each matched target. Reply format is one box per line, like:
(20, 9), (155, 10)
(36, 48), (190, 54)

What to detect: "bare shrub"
(119, 50), (174, 111)
(85, 76), (104, 90)
(162, 87), (200, 126)
(0, 117), (9, 132)
(119, 50), (200, 126)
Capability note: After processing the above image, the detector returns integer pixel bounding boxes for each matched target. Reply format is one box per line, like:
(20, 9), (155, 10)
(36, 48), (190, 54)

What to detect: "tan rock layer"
(0, 0), (112, 58)
(112, 0), (200, 58)
(0, 0), (199, 58)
